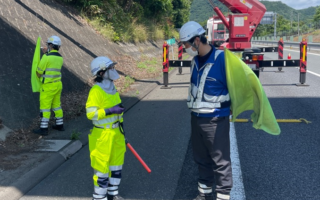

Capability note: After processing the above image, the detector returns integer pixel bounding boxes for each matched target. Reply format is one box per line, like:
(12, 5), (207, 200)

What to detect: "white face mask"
(103, 68), (120, 80)
(185, 47), (198, 56)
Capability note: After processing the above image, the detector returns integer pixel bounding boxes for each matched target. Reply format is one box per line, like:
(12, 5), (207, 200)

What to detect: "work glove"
(105, 105), (125, 115)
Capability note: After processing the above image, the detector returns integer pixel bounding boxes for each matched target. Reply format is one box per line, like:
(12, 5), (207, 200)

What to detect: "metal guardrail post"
(161, 41), (171, 89)
(277, 38), (283, 72)
(178, 42), (183, 75)
(298, 39), (308, 86)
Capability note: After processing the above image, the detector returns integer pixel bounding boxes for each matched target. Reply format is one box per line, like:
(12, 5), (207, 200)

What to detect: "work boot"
(193, 194), (214, 200)
(107, 194), (125, 200)
(33, 128), (48, 136)
(52, 124), (65, 131)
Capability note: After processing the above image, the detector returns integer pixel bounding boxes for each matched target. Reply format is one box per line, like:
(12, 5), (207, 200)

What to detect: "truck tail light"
(258, 55), (264, 60)
(252, 55), (258, 61)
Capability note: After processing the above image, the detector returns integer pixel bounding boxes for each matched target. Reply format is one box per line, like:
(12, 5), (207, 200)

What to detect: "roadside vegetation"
(59, 0), (191, 42)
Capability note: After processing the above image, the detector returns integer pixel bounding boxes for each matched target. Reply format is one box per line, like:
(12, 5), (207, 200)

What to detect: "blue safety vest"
(187, 48), (230, 117)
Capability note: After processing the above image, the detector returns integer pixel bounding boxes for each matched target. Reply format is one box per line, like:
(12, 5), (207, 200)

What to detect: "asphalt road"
(19, 48), (320, 200)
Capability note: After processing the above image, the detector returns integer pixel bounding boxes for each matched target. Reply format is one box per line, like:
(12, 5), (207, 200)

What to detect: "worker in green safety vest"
(86, 56), (126, 200)
(33, 35), (64, 136)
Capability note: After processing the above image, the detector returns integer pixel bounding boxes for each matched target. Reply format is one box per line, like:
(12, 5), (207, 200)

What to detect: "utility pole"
(298, 13), (300, 36)
(290, 10), (292, 28)
(274, 12), (277, 40)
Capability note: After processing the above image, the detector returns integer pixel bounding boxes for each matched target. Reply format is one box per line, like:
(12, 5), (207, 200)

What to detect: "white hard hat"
(179, 21), (205, 42)
(47, 35), (62, 46)
(90, 56), (117, 76)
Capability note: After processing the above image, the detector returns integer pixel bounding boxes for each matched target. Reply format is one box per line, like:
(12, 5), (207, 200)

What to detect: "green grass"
(89, 19), (120, 42)
(132, 24), (148, 43)
(137, 56), (160, 73)
(124, 76), (135, 89)
(137, 62), (148, 69)
(71, 130), (81, 140)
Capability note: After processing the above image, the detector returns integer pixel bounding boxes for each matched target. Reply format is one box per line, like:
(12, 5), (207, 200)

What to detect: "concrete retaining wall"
(0, 0), (163, 129)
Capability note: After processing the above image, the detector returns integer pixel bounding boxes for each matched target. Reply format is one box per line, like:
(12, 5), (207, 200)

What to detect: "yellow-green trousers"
(39, 81), (63, 128)
(89, 126), (126, 199)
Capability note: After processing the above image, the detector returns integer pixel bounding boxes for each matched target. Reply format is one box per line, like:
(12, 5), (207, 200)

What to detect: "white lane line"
(230, 122), (246, 200)
(253, 44), (320, 77)
(308, 70), (320, 78)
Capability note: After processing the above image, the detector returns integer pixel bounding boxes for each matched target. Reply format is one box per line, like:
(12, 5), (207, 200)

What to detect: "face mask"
(103, 68), (120, 80)
(185, 46), (198, 56)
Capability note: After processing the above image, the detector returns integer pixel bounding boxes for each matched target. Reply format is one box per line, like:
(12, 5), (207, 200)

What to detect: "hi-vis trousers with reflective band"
(39, 81), (63, 128)
(89, 126), (126, 199)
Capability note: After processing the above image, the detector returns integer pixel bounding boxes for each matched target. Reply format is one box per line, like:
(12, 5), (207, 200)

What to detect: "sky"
(264, 0), (320, 9)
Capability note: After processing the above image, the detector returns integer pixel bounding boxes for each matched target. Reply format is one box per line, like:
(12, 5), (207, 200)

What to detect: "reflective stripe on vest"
(42, 52), (62, 83)
(45, 68), (61, 72)
(187, 50), (229, 109)
(42, 74), (61, 78)
(92, 115), (123, 126)
(86, 106), (123, 125)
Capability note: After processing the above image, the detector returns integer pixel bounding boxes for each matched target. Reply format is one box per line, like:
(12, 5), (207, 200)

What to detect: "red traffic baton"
(125, 139), (151, 173)
(118, 118), (151, 173)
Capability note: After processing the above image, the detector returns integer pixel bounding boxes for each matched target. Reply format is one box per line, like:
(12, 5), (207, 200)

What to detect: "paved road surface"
(20, 48), (320, 200)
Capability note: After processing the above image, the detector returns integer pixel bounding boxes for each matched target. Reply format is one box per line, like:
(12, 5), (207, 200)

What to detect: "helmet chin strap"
(187, 36), (200, 52)
(47, 44), (52, 53)
(192, 43), (199, 51)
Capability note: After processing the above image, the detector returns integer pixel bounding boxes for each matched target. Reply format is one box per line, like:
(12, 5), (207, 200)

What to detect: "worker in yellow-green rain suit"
(33, 35), (65, 136)
(86, 56), (126, 200)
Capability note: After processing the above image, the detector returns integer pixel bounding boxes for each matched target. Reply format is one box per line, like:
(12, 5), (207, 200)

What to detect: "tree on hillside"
(172, 0), (192, 28)
(313, 7), (320, 28)
(276, 15), (291, 35)
(136, 0), (173, 22)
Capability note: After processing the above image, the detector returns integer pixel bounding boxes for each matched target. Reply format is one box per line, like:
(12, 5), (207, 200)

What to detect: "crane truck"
(205, 0), (300, 77)
(165, 0), (307, 88)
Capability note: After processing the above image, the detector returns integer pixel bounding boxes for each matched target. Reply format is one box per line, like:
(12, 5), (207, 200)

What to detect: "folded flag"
(31, 37), (41, 93)
(224, 48), (280, 135)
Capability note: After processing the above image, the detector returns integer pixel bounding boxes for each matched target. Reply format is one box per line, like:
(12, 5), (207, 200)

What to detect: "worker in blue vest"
(179, 21), (233, 200)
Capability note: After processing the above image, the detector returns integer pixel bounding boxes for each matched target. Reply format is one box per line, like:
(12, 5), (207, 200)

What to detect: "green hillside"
(189, 0), (228, 24)
(261, 1), (316, 21)
(190, 0), (317, 24)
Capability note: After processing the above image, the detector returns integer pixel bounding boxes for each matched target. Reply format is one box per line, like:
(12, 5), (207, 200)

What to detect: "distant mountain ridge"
(189, 0), (318, 23)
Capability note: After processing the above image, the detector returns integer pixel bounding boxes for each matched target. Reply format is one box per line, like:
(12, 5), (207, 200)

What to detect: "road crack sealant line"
(232, 118), (312, 124)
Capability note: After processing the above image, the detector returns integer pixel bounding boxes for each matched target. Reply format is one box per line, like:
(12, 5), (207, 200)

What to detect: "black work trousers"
(191, 114), (233, 195)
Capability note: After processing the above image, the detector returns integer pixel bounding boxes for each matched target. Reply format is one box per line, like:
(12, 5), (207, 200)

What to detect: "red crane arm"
(208, 0), (267, 50)
(218, 0), (266, 28)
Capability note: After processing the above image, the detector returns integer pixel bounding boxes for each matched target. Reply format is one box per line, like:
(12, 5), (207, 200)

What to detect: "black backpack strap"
(46, 52), (62, 57)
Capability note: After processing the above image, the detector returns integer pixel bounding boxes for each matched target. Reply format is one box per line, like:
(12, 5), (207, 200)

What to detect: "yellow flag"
(224, 48), (281, 135)
(31, 37), (41, 92)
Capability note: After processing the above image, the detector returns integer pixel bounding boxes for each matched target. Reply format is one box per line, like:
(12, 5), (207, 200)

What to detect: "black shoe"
(108, 195), (124, 200)
(33, 128), (48, 136)
(193, 194), (213, 200)
(52, 124), (65, 131)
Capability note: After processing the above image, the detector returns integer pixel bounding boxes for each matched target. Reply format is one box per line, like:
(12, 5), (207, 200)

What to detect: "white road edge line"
(253, 44), (320, 77)
(230, 122), (246, 200)
(307, 70), (320, 78)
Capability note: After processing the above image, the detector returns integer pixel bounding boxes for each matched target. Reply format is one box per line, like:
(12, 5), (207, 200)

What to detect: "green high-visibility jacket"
(37, 50), (63, 84)
(86, 85), (124, 126)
